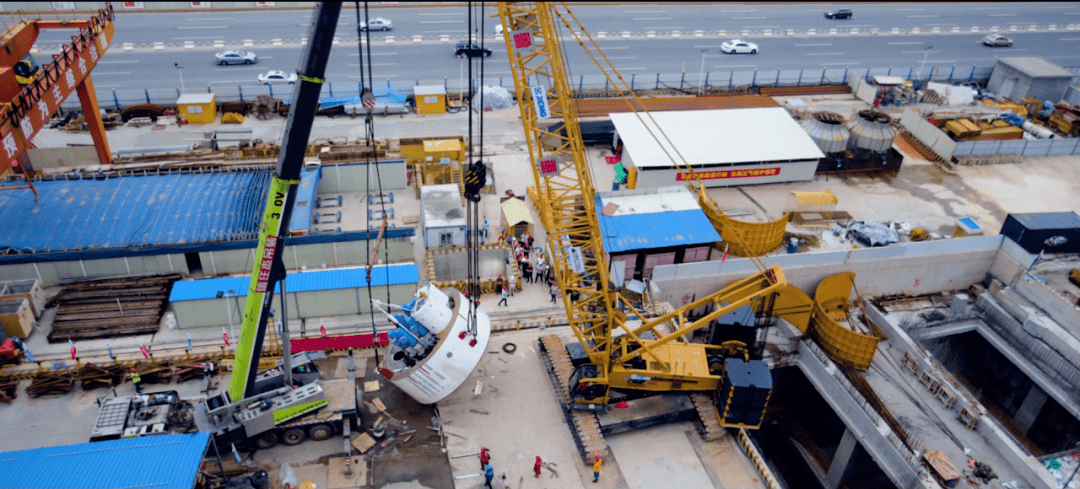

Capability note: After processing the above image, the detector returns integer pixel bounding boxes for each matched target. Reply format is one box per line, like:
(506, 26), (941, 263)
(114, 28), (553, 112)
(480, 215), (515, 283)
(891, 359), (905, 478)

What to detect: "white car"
(360, 17), (392, 31)
(257, 70), (297, 85)
(721, 39), (758, 54)
(495, 24), (504, 35)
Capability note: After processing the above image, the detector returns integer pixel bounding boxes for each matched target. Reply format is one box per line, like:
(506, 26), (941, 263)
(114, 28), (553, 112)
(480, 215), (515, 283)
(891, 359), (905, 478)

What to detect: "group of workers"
(478, 447), (602, 487)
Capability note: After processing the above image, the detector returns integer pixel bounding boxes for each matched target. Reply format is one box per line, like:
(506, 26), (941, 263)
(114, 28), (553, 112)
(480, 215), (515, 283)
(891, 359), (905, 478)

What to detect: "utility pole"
(916, 45), (933, 85)
(175, 63), (186, 93)
(698, 49), (708, 95)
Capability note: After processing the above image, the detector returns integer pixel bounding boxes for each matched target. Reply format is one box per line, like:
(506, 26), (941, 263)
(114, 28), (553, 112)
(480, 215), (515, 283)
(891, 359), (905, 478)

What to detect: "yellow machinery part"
(1069, 269), (1080, 287)
(809, 272), (879, 370)
(696, 184), (788, 257)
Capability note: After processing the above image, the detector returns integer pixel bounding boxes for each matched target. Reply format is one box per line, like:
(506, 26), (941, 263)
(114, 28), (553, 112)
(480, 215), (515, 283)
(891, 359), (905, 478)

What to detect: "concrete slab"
(605, 423), (716, 489)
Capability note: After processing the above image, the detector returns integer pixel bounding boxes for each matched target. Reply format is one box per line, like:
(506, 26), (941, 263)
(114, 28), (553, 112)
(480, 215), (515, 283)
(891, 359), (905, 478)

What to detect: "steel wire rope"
(356, 1), (393, 364)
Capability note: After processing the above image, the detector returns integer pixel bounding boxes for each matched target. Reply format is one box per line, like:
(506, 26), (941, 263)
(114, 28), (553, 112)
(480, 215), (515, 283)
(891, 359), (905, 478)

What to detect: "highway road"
(29, 3), (1080, 97)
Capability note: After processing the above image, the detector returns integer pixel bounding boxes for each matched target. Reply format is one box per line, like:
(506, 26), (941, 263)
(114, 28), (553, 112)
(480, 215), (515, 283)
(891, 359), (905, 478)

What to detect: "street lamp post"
(698, 48), (708, 95)
(916, 46), (933, 85)
(175, 62), (186, 93)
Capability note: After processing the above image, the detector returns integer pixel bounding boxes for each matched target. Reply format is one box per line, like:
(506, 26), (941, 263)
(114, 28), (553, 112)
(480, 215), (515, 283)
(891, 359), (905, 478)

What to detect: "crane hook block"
(463, 160), (486, 203)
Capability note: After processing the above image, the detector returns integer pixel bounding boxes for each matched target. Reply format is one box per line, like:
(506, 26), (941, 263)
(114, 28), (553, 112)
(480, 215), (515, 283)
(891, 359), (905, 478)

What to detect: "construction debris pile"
(46, 274), (179, 343)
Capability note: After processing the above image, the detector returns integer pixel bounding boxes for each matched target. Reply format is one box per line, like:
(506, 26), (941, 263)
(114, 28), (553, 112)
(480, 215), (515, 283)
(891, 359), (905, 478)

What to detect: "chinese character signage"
(676, 167), (781, 181)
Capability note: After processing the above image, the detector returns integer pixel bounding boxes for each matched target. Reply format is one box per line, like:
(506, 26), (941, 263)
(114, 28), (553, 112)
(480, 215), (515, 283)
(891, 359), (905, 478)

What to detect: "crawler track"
(537, 334), (606, 463)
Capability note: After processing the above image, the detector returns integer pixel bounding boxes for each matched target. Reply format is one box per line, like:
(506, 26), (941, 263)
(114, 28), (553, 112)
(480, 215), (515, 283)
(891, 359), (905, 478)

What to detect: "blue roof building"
(0, 432), (210, 489)
(595, 186), (720, 281)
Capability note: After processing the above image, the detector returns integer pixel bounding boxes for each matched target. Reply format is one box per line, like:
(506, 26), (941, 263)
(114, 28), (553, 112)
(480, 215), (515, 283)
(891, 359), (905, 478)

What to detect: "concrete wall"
(0, 236), (413, 283)
(651, 235), (1004, 308)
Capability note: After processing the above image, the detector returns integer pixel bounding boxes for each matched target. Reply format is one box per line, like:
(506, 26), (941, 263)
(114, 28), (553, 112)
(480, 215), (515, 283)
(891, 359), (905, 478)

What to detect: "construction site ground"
(6, 91), (1076, 488)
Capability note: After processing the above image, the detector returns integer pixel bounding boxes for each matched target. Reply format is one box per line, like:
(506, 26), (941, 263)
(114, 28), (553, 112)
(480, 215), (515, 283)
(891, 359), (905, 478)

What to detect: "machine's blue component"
(388, 328), (418, 350)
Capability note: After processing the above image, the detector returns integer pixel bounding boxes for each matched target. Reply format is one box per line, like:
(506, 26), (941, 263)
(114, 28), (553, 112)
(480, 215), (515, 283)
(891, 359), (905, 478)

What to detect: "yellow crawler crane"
(497, 2), (818, 460)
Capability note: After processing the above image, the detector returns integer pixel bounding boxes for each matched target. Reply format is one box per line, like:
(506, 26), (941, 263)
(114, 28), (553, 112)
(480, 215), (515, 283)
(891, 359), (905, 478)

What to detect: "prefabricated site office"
(610, 108), (824, 188)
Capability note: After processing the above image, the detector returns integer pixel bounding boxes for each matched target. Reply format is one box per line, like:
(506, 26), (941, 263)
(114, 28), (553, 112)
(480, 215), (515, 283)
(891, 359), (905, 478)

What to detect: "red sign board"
(676, 167), (781, 182)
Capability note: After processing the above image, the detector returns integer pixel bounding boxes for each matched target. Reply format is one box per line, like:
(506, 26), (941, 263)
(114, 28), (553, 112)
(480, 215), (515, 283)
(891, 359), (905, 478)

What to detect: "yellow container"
(414, 85), (446, 114)
(423, 139), (463, 163)
(177, 93), (217, 124)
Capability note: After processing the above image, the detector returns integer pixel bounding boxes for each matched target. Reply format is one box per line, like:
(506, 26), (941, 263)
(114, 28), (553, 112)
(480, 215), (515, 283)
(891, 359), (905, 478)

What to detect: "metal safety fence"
(57, 62), (1075, 112)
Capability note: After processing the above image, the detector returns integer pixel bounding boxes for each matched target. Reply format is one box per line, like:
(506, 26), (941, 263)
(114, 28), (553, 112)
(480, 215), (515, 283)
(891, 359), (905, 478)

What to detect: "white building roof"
(420, 184), (465, 228)
(414, 85), (446, 96)
(176, 93), (215, 105)
(610, 108), (825, 169)
(597, 186), (700, 216)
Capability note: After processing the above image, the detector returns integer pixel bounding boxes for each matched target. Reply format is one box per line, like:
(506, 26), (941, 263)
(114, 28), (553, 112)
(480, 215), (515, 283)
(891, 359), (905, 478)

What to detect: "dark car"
(825, 8), (853, 19)
(455, 41), (492, 58)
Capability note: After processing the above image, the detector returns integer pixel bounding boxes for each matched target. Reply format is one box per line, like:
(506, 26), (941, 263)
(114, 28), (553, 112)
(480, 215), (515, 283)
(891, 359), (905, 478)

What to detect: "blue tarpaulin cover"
(0, 170), (271, 254)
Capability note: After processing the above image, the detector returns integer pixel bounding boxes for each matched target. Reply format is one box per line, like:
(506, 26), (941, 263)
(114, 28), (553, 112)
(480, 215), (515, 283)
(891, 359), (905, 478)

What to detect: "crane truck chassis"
(90, 351), (357, 450)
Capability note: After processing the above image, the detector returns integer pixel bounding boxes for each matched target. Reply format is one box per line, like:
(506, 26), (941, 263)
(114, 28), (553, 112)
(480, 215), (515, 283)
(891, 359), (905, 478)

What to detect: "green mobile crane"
(91, 2), (356, 450)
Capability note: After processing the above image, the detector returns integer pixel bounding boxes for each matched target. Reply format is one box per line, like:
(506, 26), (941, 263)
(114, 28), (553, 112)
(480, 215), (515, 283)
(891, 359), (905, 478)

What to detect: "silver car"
(214, 50), (258, 65)
(982, 34), (1013, 47)
(360, 17), (392, 31)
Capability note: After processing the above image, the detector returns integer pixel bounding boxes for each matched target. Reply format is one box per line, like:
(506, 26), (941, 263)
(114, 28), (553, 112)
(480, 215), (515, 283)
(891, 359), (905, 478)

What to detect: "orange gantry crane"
(0, 5), (115, 195)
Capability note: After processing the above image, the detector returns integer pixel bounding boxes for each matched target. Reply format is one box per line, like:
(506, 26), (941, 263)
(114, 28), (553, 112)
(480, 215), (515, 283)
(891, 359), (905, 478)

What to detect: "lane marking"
(643, 26), (685, 29)
(213, 67), (264, 71)
(419, 20), (464, 24)
(347, 63), (399, 66)
(907, 15), (940, 18)
(986, 14), (1018, 17)
(349, 52), (397, 56)
(172, 36), (221, 40)
(794, 43), (832, 46)
(185, 17), (232, 21)
(176, 26), (228, 29)
(713, 64), (757, 68)
(632, 17), (672, 20)
(806, 52), (846, 56)
(893, 8), (926, 11)
(208, 79), (255, 84)
(924, 23), (958, 26)
(93, 72), (131, 75)
(742, 25), (780, 28)
(971, 7), (1002, 10)
(626, 10), (666, 13)
(731, 17), (767, 20)
(601, 46), (630, 49)
(613, 67), (646, 71)
(820, 62), (859, 65)
(902, 50), (939, 54)
(1060, 38), (1080, 41)
(98, 60), (140, 64)
(422, 30), (461, 33)
(889, 42), (924, 45)
(599, 56), (638, 60)
(347, 74), (397, 79)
